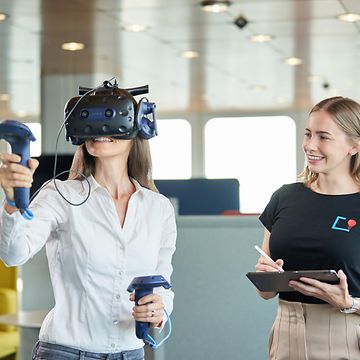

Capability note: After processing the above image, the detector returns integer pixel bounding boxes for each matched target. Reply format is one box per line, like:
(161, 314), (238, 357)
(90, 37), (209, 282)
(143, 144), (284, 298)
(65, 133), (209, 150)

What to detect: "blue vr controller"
(127, 275), (171, 343)
(0, 120), (36, 212)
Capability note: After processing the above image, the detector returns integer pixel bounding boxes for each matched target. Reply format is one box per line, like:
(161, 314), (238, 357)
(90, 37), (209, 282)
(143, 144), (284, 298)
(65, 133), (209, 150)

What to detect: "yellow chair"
(0, 264), (18, 359)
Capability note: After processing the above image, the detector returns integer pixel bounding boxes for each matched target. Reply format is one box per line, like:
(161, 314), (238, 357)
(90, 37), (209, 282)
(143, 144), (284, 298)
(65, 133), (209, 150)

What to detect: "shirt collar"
(87, 174), (145, 196)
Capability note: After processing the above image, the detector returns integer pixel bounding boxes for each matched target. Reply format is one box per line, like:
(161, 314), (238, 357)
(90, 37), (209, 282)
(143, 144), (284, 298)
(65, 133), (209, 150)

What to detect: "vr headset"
(64, 80), (157, 145)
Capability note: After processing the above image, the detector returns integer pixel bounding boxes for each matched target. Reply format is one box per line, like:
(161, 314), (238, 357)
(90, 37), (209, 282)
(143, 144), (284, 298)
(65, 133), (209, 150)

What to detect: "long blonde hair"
(300, 96), (360, 185)
(68, 138), (157, 192)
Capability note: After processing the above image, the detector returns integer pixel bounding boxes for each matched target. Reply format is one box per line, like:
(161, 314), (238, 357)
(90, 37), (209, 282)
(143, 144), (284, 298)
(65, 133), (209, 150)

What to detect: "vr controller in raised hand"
(0, 120), (36, 219)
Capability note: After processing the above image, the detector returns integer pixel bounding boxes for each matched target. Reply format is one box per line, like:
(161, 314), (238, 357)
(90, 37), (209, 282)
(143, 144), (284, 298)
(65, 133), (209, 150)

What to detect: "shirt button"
(113, 320), (118, 325)
(118, 270), (124, 276)
(116, 294), (120, 300)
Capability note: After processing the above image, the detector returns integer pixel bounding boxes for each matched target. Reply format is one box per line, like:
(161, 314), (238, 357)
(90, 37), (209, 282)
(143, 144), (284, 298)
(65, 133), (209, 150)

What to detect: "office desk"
(0, 310), (47, 328)
(0, 310), (48, 360)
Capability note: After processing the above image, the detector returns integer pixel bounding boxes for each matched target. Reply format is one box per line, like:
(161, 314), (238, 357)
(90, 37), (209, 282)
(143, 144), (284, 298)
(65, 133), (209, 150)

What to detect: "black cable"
(31, 77), (116, 207)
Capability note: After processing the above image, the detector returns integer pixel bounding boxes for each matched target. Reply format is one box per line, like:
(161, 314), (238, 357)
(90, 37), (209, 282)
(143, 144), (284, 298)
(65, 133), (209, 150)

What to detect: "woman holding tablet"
(255, 96), (360, 359)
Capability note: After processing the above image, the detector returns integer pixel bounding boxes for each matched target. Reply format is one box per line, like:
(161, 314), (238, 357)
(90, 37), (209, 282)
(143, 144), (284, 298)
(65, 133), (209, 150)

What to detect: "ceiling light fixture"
(307, 75), (322, 83)
(250, 34), (273, 43)
(276, 96), (286, 104)
(250, 84), (266, 92)
(200, 0), (232, 13)
(284, 57), (303, 66)
(234, 15), (248, 29)
(0, 13), (8, 21)
(180, 50), (200, 59)
(17, 110), (27, 118)
(61, 42), (86, 51)
(122, 24), (150, 32)
(336, 13), (360, 22)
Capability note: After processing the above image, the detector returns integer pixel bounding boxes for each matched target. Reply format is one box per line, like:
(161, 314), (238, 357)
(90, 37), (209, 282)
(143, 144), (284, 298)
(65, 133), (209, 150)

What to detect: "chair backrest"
(155, 178), (240, 215)
(0, 262), (16, 289)
(0, 287), (17, 332)
(0, 262), (17, 332)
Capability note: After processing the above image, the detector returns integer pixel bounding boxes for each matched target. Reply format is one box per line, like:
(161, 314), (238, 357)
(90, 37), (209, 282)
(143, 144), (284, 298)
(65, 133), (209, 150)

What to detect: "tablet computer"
(246, 270), (339, 292)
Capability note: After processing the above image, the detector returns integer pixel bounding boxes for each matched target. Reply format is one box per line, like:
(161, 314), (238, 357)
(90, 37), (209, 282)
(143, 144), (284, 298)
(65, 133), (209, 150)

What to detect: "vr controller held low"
(127, 275), (171, 347)
(0, 120), (35, 214)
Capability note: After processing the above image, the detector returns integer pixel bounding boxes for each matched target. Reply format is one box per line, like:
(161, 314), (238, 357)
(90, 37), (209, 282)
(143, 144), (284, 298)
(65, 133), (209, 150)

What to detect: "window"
(25, 123), (42, 157)
(0, 123), (41, 157)
(150, 119), (191, 179)
(205, 116), (296, 213)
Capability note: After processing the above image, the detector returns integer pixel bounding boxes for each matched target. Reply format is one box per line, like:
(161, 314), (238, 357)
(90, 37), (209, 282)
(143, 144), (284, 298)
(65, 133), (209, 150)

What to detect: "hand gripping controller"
(0, 120), (36, 215)
(127, 275), (171, 347)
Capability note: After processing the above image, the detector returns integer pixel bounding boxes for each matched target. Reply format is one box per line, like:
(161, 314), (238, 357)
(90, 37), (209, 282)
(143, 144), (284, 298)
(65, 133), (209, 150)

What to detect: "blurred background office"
(0, 0), (359, 359)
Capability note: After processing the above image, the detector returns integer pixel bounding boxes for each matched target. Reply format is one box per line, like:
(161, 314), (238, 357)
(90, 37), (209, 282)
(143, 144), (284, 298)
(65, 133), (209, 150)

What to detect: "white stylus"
(254, 245), (284, 272)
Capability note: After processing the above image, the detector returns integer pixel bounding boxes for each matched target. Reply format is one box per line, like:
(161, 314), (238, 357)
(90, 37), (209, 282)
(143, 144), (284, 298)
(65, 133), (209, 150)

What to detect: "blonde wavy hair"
(300, 96), (360, 186)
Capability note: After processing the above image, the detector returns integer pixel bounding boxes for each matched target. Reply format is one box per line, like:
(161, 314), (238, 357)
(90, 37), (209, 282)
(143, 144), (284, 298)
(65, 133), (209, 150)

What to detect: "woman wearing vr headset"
(255, 96), (360, 359)
(0, 89), (176, 359)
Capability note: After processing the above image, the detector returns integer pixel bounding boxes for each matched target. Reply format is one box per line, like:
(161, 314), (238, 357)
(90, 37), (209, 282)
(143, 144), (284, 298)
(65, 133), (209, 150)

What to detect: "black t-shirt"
(259, 182), (360, 303)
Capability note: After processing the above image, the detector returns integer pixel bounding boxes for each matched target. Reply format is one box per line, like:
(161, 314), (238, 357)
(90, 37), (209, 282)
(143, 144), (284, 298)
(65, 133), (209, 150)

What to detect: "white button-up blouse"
(0, 176), (176, 353)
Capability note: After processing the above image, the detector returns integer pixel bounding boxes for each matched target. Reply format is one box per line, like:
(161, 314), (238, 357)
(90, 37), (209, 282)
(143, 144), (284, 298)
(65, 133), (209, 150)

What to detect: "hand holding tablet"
(250, 245), (340, 292)
(246, 269), (340, 292)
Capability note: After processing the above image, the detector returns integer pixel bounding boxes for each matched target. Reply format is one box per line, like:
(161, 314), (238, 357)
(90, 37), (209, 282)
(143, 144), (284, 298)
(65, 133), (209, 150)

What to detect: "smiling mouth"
(92, 137), (113, 143)
(308, 155), (324, 161)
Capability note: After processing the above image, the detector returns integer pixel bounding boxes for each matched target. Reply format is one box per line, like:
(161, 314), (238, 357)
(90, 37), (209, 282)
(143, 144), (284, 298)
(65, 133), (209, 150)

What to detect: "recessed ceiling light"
(250, 84), (267, 92)
(200, 0), (232, 13)
(0, 13), (7, 21)
(284, 57), (303, 66)
(61, 42), (86, 51)
(122, 24), (150, 32)
(276, 96), (286, 104)
(307, 75), (322, 83)
(336, 13), (360, 22)
(0, 93), (9, 101)
(250, 34), (274, 43)
(17, 110), (27, 118)
(180, 50), (200, 59)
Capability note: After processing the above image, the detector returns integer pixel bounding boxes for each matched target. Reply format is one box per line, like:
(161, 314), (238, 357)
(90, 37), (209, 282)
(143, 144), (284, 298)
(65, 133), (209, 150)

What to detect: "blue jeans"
(32, 341), (145, 360)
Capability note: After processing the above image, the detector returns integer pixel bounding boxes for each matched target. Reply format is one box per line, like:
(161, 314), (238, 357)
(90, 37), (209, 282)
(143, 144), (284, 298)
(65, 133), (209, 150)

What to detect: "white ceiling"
(0, 0), (360, 120)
